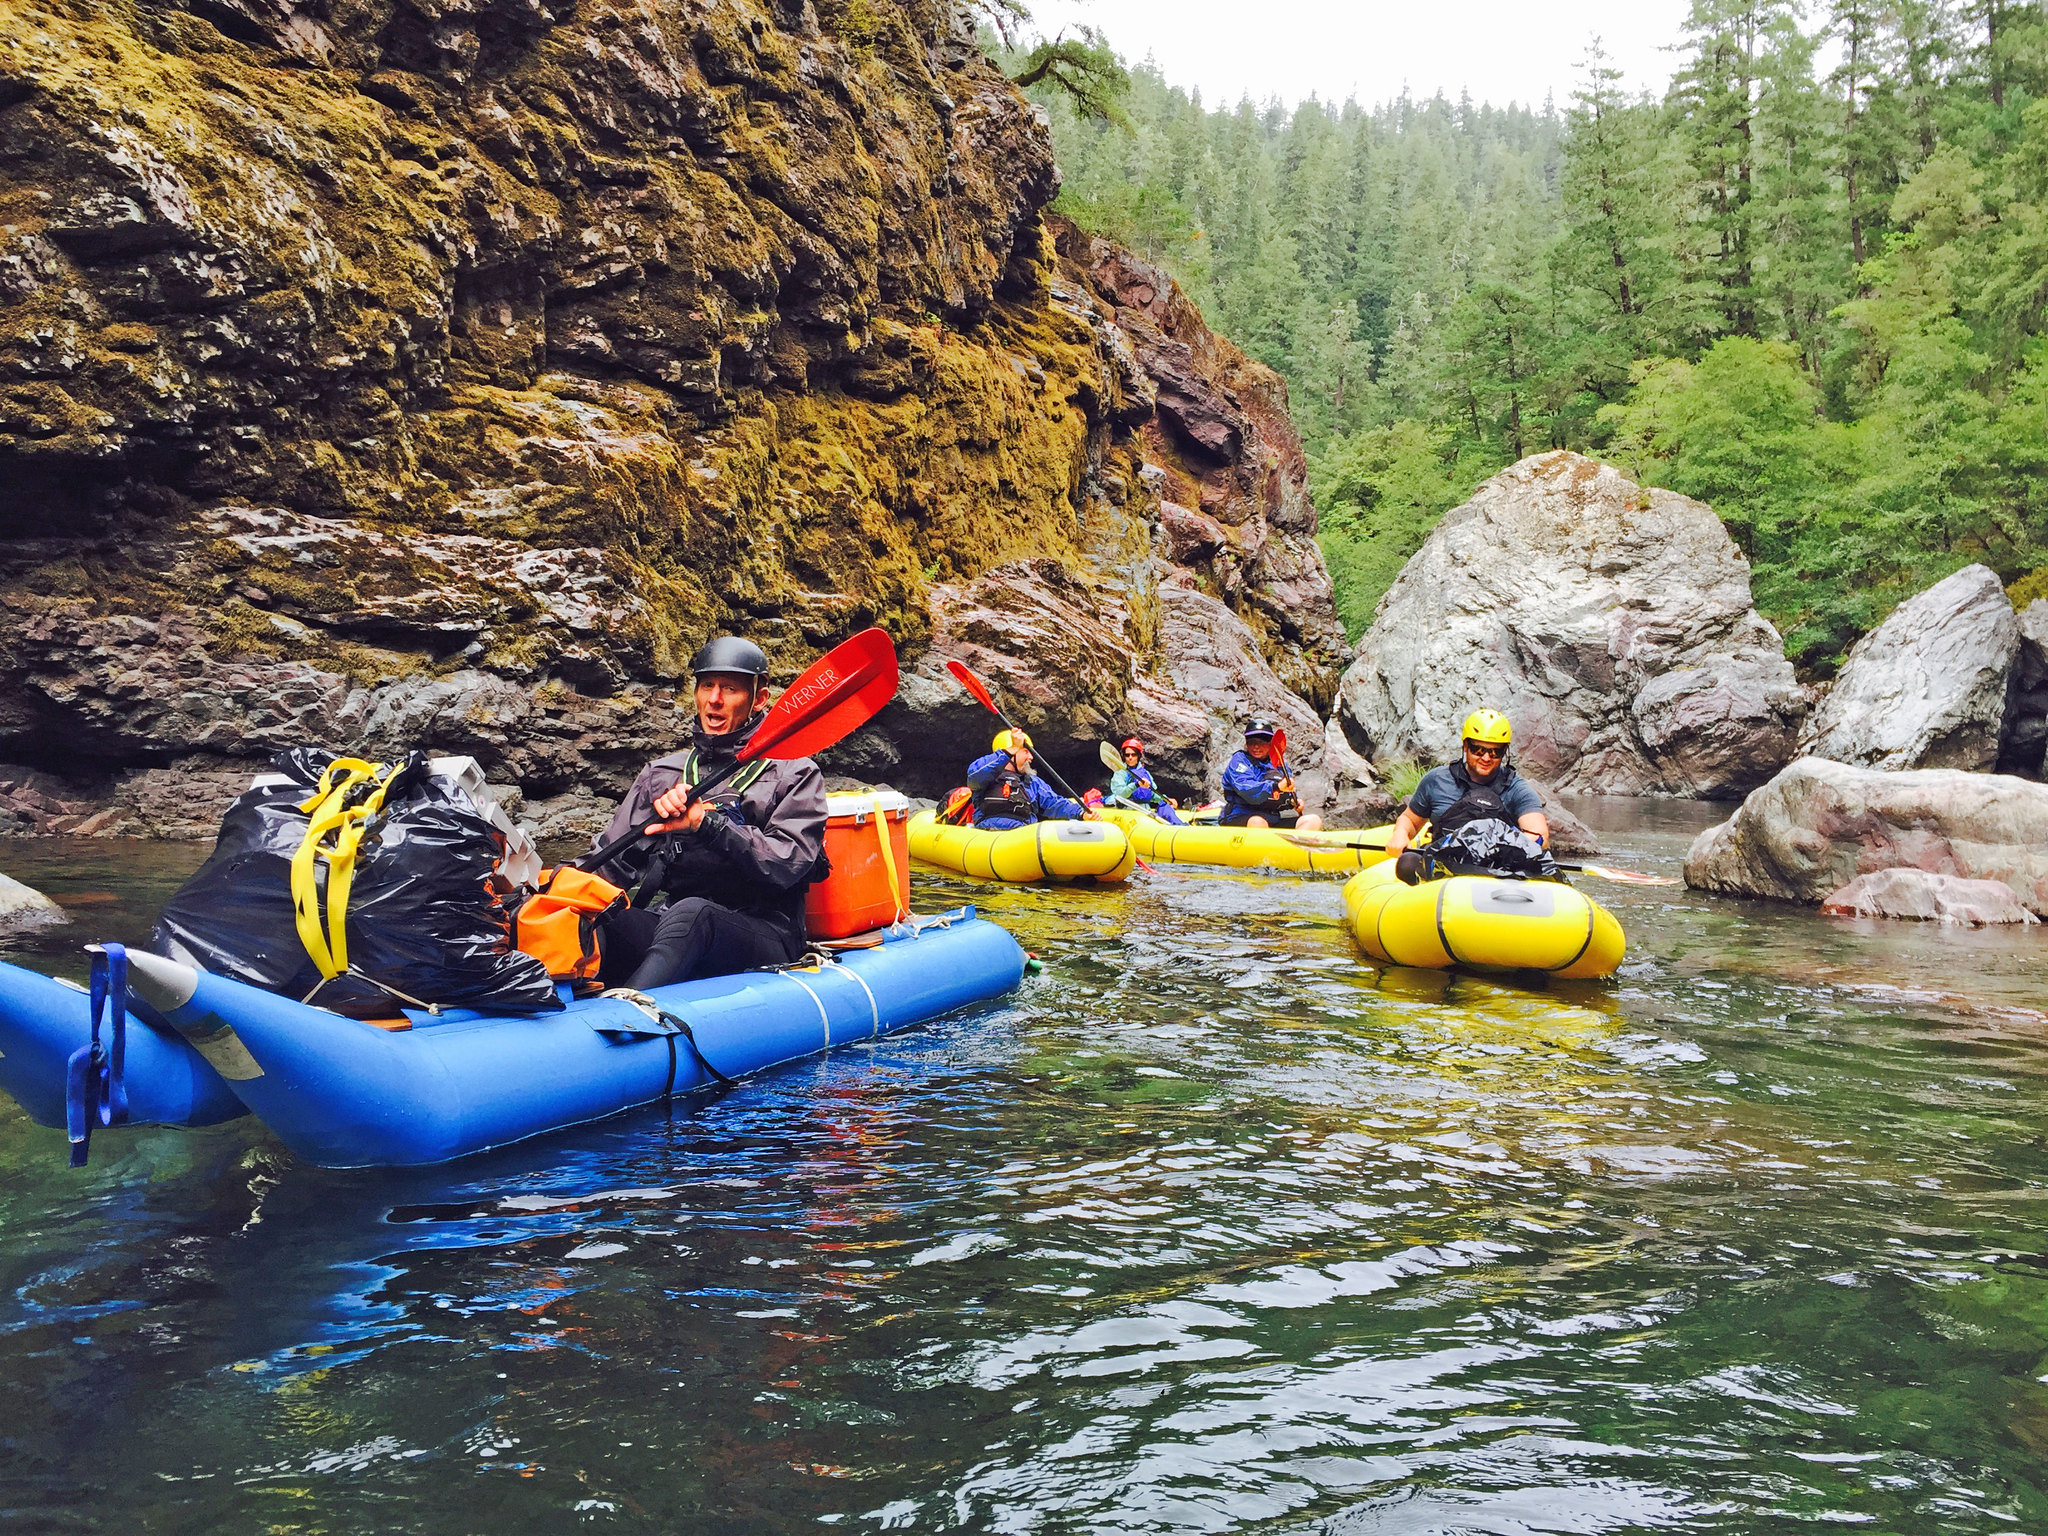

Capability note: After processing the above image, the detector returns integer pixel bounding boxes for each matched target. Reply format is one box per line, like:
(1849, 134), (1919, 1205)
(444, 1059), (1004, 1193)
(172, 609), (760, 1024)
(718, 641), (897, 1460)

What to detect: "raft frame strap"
(603, 987), (734, 1087)
(1560, 900), (1598, 973)
(1433, 879), (1461, 968)
(781, 968), (833, 1044)
(837, 962), (881, 1036)
(68, 943), (131, 1168)
(290, 758), (409, 981)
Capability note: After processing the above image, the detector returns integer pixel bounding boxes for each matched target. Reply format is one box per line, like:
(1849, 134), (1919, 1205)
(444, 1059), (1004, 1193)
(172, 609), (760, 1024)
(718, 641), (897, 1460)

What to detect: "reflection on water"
(2, 804), (2048, 1534)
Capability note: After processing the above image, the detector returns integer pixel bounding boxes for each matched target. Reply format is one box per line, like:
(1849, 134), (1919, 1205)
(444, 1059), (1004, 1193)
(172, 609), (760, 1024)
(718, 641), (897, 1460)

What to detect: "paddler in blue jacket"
(1109, 737), (1185, 825)
(967, 730), (1090, 830)
(1219, 718), (1324, 830)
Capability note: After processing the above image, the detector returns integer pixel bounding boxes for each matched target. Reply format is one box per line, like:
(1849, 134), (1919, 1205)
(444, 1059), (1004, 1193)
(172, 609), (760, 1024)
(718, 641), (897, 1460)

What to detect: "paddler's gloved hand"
(646, 786), (713, 836)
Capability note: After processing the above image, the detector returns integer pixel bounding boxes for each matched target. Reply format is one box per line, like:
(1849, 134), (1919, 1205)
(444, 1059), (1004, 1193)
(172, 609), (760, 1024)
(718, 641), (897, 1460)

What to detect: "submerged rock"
(1820, 868), (2038, 925)
(1522, 779), (1600, 858)
(0, 872), (65, 933)
(1683, 756), (2048, 914)
(1799, 564), (2020, 772)
(1338, 452), (1807, 799)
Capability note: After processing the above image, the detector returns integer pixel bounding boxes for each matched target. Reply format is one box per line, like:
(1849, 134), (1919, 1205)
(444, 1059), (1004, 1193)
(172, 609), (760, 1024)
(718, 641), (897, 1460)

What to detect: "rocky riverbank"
(0, 0), (1343, 836)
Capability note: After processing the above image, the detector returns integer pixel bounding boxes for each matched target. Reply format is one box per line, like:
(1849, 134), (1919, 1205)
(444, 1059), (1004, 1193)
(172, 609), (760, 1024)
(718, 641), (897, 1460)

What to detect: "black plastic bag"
(153, 748), (562, 1018)
(1429, 819), (1559, 881)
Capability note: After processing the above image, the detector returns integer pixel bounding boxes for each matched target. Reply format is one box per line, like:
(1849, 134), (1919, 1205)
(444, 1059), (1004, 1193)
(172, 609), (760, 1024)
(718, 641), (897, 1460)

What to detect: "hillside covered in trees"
(1027, 1), (2048, 672)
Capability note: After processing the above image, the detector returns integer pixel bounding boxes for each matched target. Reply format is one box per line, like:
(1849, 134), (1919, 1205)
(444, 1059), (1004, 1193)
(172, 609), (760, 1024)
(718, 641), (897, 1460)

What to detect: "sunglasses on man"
(1465, 742), (1506, 760)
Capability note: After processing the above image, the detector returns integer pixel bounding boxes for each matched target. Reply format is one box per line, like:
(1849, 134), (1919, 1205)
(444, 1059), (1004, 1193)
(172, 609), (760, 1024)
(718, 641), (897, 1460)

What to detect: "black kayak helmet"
(690, 635), (769, 683)
(1243, 716), (1279, 739)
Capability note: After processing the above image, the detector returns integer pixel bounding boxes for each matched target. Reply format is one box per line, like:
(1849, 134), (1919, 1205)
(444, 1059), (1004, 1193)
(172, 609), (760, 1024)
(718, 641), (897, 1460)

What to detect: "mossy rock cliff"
(0, 0), (1347, 825)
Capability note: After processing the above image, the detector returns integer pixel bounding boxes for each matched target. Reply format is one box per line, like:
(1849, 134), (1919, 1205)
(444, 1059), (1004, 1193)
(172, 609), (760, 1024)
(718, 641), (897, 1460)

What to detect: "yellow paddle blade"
(1276, 832), (1387, 851)
(1574, 863), (1681, 886)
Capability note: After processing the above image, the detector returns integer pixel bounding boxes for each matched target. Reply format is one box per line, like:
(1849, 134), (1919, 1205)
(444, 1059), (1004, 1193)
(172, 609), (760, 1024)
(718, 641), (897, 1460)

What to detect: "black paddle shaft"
(986, 702), (1092, 809)
(1295, 835), (1591, 876)
(574, 752), (750, 873)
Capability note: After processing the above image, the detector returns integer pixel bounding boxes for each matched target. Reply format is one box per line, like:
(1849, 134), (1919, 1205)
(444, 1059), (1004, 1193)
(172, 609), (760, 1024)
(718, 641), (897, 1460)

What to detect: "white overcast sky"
(1029, 0), (1698, 113)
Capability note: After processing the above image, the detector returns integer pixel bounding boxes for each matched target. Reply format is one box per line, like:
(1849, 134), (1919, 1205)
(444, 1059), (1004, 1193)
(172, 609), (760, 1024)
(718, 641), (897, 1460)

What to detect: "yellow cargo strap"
(290, 758), (406, 980)
(873, 803), (905, 922)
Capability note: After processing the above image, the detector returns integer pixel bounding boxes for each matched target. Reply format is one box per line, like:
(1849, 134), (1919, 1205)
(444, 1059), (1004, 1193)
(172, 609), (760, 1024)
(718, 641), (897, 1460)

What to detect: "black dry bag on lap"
(1429, 819), (1559, 881)
(152, 748), (562, 1018)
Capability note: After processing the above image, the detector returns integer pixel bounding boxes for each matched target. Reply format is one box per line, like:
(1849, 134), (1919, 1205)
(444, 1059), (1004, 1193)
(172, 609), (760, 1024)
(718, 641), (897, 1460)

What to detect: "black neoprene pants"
(600, 899), (800, 991)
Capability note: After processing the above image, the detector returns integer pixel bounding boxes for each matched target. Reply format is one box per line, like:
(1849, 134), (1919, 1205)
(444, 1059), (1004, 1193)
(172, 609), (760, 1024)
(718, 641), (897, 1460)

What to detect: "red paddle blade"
(944, 657), (1000, 714)
(741, 628), (900, 761)
(1273, 728), (1287, 769)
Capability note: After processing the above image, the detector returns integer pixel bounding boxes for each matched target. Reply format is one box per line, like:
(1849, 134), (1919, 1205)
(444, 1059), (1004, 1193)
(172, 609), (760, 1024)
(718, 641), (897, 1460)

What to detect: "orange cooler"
(805, 790), (912, 939)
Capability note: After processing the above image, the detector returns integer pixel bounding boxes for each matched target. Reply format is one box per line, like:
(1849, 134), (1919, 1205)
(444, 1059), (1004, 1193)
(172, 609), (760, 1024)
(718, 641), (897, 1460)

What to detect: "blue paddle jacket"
(1220, 749), (1296, 820)
(966, 751), (1087, 831)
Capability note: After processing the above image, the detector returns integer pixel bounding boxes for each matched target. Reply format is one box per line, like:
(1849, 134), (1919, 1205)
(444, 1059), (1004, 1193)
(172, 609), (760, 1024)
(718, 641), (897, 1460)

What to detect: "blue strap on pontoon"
(67, 943), (131, 1167)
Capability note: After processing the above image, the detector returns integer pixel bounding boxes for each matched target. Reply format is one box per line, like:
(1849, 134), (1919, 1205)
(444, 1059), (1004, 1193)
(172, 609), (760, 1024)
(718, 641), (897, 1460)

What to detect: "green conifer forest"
(1026, 2), (2048, 671)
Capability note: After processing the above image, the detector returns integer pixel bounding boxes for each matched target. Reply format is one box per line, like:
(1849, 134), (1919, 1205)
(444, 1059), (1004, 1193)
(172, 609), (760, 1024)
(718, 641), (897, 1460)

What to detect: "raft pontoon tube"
(908, 810), (1136, 884)
(1101, 807), (1396, 874)
(0, 910), (1025, 1168)
(0, 952), (249, 1141)
(1342, 860), (1625, 979)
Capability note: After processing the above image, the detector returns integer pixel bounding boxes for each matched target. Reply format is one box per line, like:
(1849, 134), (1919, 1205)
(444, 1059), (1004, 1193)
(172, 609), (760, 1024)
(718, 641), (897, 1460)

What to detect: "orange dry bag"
(511, 867), (627, 982)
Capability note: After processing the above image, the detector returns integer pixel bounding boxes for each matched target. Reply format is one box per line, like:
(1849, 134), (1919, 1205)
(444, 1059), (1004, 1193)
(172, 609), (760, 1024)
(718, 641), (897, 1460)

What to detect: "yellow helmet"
(1461, 708), (1513, 747)
(994, 728), (1034, 753)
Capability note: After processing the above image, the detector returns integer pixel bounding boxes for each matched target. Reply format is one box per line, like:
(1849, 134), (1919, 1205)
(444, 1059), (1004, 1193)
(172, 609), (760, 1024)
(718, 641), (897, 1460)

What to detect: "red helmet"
(1121, 737), (1145, 755)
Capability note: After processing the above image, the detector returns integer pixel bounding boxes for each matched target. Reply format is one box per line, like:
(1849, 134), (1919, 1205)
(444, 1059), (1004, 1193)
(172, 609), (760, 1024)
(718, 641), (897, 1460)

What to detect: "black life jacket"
(975, 767), (1039, 824)
(682, 746), (770, 804)
(1431, 758), (1523, 838)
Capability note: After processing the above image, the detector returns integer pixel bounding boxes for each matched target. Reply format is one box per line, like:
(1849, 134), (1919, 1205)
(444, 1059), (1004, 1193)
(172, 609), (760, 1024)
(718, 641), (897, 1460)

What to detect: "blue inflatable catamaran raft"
(0, 910), (1024, 1168)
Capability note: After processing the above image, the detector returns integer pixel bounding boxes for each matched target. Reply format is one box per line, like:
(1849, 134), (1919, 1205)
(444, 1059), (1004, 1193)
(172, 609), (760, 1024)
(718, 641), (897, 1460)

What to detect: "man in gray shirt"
(1384, 708), (1548, 883)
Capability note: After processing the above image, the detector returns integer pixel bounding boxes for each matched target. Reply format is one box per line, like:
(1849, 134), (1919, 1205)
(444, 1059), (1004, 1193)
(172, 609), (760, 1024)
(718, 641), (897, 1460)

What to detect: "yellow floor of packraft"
(1341, 859), (1625, 979)
(1101, 807), (1394, 874)
(908, 810), (1136, 884)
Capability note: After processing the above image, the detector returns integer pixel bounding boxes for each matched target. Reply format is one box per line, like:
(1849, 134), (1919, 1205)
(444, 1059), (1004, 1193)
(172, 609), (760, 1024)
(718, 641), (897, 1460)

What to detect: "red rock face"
(1049, 218), (1347, 713)
(0, 0), (1345, 831)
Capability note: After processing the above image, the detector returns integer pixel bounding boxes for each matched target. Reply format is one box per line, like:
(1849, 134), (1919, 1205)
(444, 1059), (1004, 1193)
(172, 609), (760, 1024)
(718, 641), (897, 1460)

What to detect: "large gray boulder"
(1800, 564), (2020, 771)
(1318, 712), (1399, 828)
(1684, 756), (2048, 914)
(1338, 452), (1807, 798)
(0, 871), (65, 932)
(1998, 598), (2048, 777)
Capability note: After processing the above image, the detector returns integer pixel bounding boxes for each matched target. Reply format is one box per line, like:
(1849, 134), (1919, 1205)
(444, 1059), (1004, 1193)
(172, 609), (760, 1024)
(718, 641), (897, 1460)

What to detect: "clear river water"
(2, 799), (2047, 1534)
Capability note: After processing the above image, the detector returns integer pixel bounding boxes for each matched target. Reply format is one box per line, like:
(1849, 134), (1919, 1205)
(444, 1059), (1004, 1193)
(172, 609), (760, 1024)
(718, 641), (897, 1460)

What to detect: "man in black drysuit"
(590, 636), (828, 990)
